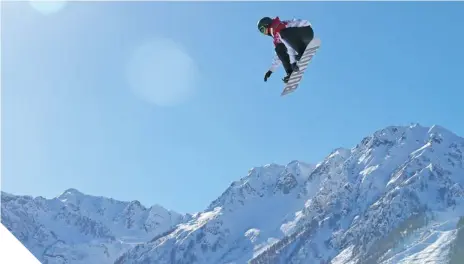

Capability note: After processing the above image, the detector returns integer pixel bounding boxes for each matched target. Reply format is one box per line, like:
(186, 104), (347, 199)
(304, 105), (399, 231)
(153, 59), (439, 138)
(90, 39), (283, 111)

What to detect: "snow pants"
(275, 25), (314, 75)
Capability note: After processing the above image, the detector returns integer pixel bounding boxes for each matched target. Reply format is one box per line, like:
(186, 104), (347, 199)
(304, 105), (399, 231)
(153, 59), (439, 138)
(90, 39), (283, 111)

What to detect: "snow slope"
(1, 189), (189, 264)
(115, 124), (464, 264)
(114, 160), (317, 264)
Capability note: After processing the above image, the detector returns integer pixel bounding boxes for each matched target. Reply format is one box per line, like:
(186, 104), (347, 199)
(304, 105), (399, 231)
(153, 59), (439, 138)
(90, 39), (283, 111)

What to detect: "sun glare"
(29, 0), (67, 15)
(125, 37), (199, 107)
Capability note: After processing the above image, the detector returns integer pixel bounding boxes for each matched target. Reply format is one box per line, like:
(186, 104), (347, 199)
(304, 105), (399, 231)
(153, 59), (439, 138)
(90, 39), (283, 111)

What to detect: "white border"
(0, 224), (41, 264)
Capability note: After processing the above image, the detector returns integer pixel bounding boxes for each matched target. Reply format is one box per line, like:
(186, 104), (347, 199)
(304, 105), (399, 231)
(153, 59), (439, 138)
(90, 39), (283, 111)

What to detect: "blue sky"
(2, 1), (464, 214)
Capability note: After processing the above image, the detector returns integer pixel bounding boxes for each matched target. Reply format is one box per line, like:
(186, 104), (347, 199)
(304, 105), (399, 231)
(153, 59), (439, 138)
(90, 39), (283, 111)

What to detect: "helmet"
(257, 17), (273, 35)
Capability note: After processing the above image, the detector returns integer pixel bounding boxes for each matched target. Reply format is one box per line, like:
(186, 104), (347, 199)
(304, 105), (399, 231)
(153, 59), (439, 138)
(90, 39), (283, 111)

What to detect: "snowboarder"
(258, 16), (315, 83)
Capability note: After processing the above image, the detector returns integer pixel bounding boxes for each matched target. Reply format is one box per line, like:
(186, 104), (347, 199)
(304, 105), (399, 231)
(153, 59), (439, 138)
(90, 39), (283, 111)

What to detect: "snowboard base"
(281, 38), (321, 96)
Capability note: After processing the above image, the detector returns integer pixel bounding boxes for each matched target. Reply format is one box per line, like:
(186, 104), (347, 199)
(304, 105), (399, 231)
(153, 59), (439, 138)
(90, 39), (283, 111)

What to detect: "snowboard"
(281, 38), (321, 96)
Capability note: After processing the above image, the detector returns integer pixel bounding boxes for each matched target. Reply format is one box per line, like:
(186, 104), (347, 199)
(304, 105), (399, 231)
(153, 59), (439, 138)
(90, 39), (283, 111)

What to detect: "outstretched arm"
(269, 53), (282, 72)
(264, 53), (280, 82)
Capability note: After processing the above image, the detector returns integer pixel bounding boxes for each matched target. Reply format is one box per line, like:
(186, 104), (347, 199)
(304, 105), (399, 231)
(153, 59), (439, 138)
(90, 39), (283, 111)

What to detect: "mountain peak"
(114, 123), (464, 264)
(57, 188), (85, 202)
(60, 188), (83, 196)
(5, 123), (464, 264)
(2, 188), (186, 264)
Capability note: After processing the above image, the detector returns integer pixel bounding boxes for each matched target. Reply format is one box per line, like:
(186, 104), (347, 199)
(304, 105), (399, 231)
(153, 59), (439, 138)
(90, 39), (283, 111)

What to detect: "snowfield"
(2, 123), (464, 264)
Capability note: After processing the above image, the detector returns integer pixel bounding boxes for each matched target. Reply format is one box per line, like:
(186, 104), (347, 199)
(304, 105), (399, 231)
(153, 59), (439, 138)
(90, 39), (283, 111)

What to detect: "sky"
(2, 1), (464, 214)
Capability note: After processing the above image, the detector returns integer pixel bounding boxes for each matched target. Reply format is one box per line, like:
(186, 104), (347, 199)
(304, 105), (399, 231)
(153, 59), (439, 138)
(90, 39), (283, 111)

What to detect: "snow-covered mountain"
(115, 124), (464, 264)
(1, 188), (189, 264)
(3, 124), (464, 264)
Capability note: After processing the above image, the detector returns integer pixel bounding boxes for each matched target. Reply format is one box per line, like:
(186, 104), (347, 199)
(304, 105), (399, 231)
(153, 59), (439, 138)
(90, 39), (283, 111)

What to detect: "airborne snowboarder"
(258, 16), (315, 83)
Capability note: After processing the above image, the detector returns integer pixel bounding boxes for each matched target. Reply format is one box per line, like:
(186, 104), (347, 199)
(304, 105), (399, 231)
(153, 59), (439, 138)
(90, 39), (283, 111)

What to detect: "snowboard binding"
(282, 63), (300, 83)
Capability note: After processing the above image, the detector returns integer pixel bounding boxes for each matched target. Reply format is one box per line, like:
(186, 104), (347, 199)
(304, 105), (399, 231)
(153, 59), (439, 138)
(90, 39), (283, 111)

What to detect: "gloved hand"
(264, 70), (272, 82)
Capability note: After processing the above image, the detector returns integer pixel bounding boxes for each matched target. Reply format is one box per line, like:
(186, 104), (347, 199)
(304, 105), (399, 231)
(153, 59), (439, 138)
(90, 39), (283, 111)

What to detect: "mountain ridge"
(2, 123), (464, 264)
(114, 123), (464, 264)
(1, 188), (189, 264)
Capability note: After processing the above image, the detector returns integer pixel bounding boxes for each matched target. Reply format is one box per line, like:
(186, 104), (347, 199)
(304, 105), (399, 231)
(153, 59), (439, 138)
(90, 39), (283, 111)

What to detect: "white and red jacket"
(267, 17), (311, 72)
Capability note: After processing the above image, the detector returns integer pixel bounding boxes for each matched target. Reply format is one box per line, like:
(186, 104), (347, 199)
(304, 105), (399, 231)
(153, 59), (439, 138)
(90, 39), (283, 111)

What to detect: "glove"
(264, 70), (272, 82)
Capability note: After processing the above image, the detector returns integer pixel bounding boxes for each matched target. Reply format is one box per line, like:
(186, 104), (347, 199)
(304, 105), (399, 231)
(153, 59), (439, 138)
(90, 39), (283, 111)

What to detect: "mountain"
(3, 124), (464, 264)
(1, 189), (189, 264)
(114, 124), (464, 264)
